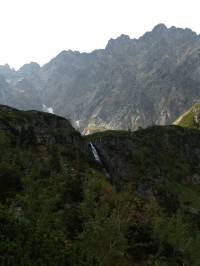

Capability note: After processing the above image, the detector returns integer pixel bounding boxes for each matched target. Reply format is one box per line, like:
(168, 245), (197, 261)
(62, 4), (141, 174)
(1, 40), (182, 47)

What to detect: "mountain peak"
(19, 62), (41, 72)
(105, 34), (132, 52)
(152, 23), (167, 32)
(118, 34), (131, 40)
(0, 24), (200, 133)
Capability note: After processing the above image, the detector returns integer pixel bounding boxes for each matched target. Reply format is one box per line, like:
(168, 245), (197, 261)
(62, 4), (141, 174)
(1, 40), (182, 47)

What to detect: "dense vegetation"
(1, 106), (200, 265)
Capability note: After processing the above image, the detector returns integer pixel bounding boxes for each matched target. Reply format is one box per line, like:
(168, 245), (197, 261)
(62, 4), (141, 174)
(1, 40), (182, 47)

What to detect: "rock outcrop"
(87, 126), (200, 201)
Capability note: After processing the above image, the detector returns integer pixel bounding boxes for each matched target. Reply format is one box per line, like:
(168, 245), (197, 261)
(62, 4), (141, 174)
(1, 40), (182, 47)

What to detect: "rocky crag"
(1, 24), (200, 133)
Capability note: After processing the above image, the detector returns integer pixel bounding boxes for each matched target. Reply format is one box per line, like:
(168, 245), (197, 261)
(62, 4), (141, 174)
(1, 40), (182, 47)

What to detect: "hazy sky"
(0, 0), (199, 69)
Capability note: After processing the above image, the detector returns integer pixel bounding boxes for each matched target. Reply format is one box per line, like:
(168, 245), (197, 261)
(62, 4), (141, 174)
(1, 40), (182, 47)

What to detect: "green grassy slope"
(173, 100), (200, 127)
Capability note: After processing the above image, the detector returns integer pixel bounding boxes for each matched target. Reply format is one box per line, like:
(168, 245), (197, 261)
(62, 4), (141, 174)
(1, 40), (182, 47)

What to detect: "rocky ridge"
(1, 24), (200, 132)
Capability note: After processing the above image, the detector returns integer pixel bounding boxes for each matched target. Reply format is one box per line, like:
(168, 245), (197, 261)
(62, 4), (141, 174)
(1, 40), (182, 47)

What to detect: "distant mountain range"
(1, 23), (200, 133)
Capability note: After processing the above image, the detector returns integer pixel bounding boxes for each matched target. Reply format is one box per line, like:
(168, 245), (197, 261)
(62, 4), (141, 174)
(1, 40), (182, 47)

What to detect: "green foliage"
(173, 99), (200, 128)
(2, 107), (200, 265)
(143, 197), (200, 265)
(166, 181), (200, 211)
(0, 208), (98, 266)
(0, 209), (66, 265)
(79, 173), (135, 265)
(0, 162), (21, 203)
(0, 132), (10, 158)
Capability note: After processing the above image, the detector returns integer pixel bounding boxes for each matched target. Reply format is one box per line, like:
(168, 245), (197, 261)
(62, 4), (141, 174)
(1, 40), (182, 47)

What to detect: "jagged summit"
(0, 24), (200, 133)
(152, 23), (167, 31)
(106, 34), (131, 45)
(19, 62), (41, 71)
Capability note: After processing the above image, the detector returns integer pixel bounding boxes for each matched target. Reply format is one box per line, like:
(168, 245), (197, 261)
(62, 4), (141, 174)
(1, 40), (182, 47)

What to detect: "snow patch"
(42, 104), (54, 114)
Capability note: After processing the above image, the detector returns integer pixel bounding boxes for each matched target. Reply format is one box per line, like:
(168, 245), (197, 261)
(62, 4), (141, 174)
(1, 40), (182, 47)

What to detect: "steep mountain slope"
(41, 24), (200, 132)
(2, 105), (200, 264)
(0, 69), (42, 111)
(1, 24), (200, 132)
(173, 99), (200, 128)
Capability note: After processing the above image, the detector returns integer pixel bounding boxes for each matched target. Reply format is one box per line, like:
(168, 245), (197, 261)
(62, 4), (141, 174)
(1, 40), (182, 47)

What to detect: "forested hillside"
(1, 105), (200, 265)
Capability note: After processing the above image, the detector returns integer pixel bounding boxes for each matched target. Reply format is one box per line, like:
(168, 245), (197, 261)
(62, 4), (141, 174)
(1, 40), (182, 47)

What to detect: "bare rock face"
(0, 70), (42, 111)
(1, 24), (200, 132)
(193, 108), (200, 125)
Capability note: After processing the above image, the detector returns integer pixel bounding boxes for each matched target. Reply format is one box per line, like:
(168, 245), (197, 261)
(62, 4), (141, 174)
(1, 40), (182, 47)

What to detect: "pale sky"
(0, 0), (199, 69)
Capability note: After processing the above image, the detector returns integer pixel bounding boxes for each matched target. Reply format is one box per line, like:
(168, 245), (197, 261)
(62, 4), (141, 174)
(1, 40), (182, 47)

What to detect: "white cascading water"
(89, 142), (110, 178)
(89, 142), (101, 162)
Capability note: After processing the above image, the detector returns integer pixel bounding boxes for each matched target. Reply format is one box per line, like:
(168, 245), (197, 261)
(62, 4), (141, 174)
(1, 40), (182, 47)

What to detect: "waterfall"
(89, 142), (110, 178)
(89, 142), (101, 162)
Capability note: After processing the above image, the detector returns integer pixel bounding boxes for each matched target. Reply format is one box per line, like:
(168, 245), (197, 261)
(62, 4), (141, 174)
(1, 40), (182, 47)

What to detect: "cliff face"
(1, 24), (200, 132)
(88, 126), (200, 208)
(0, 105), (81, 148)
(0, 72), (42, 111)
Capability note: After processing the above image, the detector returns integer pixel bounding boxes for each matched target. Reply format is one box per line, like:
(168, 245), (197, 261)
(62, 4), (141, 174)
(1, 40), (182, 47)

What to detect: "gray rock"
(1, 24), (200, 132)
